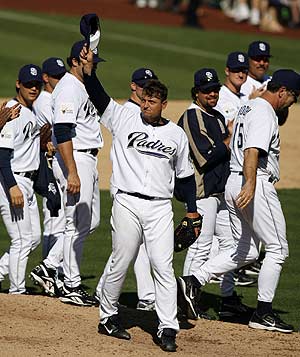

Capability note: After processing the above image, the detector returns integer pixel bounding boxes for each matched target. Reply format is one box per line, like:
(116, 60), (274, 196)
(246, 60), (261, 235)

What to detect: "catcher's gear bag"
(174, 215), (202, 252)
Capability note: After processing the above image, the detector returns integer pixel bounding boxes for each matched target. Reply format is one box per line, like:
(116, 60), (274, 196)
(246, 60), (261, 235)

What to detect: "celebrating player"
(51, 40), (104, 306)
(177, 69), (300, 333)
(80, 45), (200, 352)
(0, 64), (42, 294)
(96, 68), (159, 312)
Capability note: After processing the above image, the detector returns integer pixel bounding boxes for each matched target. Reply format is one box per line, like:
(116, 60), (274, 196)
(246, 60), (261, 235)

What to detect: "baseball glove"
(174, 215), (202, 252)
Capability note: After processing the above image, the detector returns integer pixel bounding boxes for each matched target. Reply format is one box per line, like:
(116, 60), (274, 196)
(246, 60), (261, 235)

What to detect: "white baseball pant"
(193, 173), (288, 302)
(52, 151), (100, 287)
(183, 194), (235, 297)
(99, 193), (179, 334)
(0, 174), (41, 293)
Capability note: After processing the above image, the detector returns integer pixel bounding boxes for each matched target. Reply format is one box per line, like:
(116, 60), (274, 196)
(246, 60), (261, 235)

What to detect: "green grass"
(0, 189), (299, 329)
(0, 9), (300, 99)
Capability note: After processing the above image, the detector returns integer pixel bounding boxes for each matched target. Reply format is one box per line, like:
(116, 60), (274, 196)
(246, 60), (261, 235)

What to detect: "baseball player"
(50, 40), (104, 306)
(81, 46), (200, 352)
(241, 40), (272, 99)
(177, 68), (250, 320)
(215, 51), (249, 124)
(178, 69), (300, 333)
(29, 57), (67, 297)
(0, 64), (42, 294)
(96, 68), (158, 311)
(214, 51), (257, 288)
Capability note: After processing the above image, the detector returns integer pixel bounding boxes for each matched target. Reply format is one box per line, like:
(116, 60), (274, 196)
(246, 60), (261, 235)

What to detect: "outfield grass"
(0, 10), (300, 99)
(0, 189), (299, 329)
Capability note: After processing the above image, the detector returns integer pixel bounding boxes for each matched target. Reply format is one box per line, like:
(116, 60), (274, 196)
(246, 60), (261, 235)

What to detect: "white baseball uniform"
(51, 72), (103, 287)
(193, 97), (287, 303)
(33, 91), (65, 262)
(215, 85), (247, 124)
(96, 99), (155, 304)
(0, 99), (41, 294)
(240, 75), (271, 99)
(99, 98), (194, 334)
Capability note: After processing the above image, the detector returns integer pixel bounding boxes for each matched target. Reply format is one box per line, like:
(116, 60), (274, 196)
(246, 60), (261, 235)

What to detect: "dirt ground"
(1, 1), (300, 355)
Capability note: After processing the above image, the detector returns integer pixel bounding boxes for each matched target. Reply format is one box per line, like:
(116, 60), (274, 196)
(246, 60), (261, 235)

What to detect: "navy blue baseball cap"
(194, 68), (221, 90)
(68, 40), (105, 63)
(248, 41), (271, 58)
(18, 64), (42, 83)
(226, 51), (249, 70)
(131, 68), (158, 87)
(80, 13), (100, 48)
(42, 57), (67, 76)
(270, 69), (300, 95)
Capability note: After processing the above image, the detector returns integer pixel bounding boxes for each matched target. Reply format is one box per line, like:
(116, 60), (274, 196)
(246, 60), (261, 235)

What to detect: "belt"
(76, 148), (99, 157)
(118, 190), (163, 201)
(231, 171), (276, 184)
(14, 170), (37, 180)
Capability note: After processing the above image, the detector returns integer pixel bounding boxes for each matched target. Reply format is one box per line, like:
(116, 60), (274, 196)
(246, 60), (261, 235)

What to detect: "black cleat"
(219, 291), (252, 318)
(30, 262), (59, 297)
(159, 328), (177, 352)
(249, 311), (294, 333)
(177, 276), (200, 319)
(59, 284), (98, 306)
(98, 315), (131, 340)
(233, 269), (257, 286)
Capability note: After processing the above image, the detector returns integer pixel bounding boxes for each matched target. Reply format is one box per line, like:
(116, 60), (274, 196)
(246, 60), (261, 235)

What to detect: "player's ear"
(42, 73), (49, 84)
(16, 80), (21, 90)
(162, 100), (168, 110)
(130, 82), (136, 92)
(225, 67), (230, 76)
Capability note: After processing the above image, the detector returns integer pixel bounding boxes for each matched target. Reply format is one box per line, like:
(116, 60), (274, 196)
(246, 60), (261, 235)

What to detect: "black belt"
(76, 148), (99, 157)
(14, 170), (37, 180)
(232, 171), (276, 184)
(118, 190), (162, 201)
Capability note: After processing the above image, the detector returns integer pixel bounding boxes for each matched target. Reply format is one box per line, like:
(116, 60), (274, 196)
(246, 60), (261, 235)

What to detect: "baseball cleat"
(177, 276), (200, 320)
(98, 315), (131, 340)
(30, 262), (58, 297)
(158, 328), (177, 352)
(136, 300), (156, 311)
(243, 261), (261, 276)
(233, 269), (257, 286)
(59, 284), (98, 306)
(219, 291), (252, 318)
(249, 311), (294, 333)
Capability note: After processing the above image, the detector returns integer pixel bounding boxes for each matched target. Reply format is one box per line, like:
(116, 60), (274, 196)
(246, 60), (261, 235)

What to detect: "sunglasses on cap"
(199, 86), (221, 94)
(250, 56), (270, 63)
(22, 81), (43, 89)
(229, 68), (249, 74)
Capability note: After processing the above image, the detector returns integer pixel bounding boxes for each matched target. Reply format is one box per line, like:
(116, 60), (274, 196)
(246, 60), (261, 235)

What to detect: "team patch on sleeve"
(0, 127), (14, 148)
(60, 102), (75, 115)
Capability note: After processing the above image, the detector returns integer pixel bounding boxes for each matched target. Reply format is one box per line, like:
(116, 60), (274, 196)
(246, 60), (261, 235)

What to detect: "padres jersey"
(0, 99), (40, 172)
(123, 99), (140, 113)
(241, 75), (271, 99)
(52, 72), (103, 150)
(215, 85), (247, 124)
(33, 90), (53, 128)
(230, 98), (280, 181)
(101, 99), (194, 199)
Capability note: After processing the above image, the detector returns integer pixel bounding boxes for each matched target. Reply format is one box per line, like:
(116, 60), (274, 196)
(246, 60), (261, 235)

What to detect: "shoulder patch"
(60, 102), (74, 115)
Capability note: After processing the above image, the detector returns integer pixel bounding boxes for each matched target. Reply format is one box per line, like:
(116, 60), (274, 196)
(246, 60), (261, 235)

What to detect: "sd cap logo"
(56, 59), (64, 67)
(145, 69), (153, 77)
(30, 67), (38, 76)
(259, 43), (266, 51)
(206, 71), (213, 81)
(238, 54), (245, 62)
